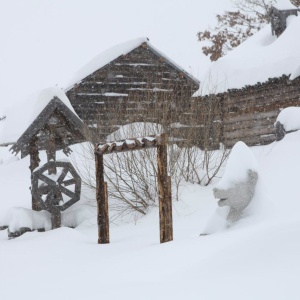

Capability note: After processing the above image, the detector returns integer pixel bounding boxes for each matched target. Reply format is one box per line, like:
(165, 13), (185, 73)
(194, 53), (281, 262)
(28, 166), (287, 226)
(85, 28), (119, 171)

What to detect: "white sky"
(0, 0), (233, 107)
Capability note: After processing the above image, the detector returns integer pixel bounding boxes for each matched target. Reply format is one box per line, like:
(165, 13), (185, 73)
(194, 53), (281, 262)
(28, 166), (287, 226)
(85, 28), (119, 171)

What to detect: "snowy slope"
(202, 4), (300, 94)
(1, 130), (300, 299)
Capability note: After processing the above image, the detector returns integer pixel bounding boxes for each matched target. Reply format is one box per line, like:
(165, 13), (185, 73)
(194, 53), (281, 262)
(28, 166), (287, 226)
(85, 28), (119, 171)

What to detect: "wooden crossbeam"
(95, 134), (164, 155)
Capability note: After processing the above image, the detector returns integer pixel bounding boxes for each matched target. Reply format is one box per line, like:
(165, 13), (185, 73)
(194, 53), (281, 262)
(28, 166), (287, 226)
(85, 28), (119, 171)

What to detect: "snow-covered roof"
(67, 37), (199, 90)
(273, 0), (297, 10)
(201, 10), (300, 95)
(0, 87), (78, 146)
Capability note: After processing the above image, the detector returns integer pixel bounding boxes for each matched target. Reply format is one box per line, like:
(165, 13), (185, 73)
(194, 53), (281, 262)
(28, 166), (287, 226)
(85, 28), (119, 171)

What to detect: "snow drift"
(201, 3), (300, 94)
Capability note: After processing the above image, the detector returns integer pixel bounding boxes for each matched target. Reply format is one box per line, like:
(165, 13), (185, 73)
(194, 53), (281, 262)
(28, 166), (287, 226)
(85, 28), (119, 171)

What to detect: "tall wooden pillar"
(46, 129), (57, 175)
(29, 136), (40, 211)
(95, 150), (110, 244)
(157, 134), (173, 243)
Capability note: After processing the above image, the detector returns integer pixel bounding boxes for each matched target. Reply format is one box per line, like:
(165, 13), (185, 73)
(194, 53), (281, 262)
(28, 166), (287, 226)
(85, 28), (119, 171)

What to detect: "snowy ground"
(1, 131), (300, 299)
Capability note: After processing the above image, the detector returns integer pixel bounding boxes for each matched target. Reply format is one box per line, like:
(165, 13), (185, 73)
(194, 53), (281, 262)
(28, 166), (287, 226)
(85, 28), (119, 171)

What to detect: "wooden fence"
(191, 75), (300, 148)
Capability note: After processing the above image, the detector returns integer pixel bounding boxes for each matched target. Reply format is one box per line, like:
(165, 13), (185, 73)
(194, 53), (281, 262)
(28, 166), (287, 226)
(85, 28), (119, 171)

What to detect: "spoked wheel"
(32, 161), (81, 228)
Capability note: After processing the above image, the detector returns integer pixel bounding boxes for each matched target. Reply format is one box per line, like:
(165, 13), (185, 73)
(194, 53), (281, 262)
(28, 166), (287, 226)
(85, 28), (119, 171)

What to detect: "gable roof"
(66, 37), (199, 90)
(11, 97), (86, 157)
(0, 87), (79, 146)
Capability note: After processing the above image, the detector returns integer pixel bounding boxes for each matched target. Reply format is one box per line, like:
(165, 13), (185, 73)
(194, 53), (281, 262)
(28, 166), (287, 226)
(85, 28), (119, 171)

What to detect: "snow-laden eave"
(0, 87), (80, 146)
(65, 38), (200, 92)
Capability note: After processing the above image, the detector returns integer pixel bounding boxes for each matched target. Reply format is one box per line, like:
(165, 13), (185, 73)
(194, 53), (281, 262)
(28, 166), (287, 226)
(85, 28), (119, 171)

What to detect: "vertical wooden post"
(46, 129), (57, 175)
(157, 134), (173, 243)
(95, 150), (110, 244)
(51, 207), (61, 229)
(29, 136), (40, 211)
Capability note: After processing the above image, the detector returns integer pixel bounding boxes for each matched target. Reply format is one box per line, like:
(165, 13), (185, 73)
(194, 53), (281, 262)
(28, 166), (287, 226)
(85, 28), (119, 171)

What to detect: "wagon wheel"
(32, 161), (81, 213)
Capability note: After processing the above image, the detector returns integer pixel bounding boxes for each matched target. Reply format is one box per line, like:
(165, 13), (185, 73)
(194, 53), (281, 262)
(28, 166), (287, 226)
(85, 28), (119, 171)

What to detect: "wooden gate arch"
(94, 133), (173, 244)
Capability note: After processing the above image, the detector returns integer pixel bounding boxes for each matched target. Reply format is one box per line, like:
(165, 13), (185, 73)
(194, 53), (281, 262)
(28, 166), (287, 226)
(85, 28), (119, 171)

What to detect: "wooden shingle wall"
(66, 43), (198, 141)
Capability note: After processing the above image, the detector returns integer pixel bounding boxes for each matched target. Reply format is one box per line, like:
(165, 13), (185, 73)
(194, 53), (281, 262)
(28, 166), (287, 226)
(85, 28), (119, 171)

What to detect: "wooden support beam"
(95, 151), (110, 244)
(46, 129), (57, 175)
(157, 133), (173, 243)
(51, 207), (61, 229)
(29, 136), (40, 211)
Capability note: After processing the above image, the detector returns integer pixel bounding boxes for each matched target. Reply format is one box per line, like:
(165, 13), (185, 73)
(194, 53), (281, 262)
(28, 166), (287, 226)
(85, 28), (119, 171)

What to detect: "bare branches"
(71, 83), (229, 221)
(197, 0), (277, 61)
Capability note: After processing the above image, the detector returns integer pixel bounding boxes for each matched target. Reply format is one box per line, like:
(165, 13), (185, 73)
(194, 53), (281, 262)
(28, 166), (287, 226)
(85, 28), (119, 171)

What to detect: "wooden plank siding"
(192, 75), (300, 148)
(66, 42), (199, 141)
(67, 40), (300, 149)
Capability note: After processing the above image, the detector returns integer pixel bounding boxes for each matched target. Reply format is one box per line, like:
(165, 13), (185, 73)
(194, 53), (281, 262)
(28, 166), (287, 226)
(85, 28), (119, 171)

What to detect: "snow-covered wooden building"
(195, 0), (300, 148)
(66, 38), (199, 140)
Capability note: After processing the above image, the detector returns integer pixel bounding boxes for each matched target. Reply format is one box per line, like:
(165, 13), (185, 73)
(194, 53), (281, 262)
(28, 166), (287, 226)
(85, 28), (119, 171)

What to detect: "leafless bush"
(72, 84), (229, 220)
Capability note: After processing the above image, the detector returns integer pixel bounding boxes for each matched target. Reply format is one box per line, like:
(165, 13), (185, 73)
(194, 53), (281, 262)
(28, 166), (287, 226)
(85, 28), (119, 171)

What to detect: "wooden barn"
(66, 38), (199, 141)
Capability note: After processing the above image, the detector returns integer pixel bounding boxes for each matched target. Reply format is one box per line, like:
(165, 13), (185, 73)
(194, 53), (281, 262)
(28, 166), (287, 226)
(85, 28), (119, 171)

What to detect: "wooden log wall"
(222, 75), (300, 147)
(192, 75), (300, 148)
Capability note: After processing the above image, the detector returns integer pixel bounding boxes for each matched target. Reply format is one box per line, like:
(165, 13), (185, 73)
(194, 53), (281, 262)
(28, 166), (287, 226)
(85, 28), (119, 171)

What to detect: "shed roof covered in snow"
(0, 88), (86, 157)
(11, 95), (86, 158)
(201, 4), (300, 94)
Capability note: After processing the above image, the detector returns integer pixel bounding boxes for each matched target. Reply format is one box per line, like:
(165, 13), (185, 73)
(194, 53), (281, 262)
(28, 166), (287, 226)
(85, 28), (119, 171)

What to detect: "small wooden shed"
(11, 94), (86, 215)
(66, 38), (200, 140)
(11, 96), (86, 160)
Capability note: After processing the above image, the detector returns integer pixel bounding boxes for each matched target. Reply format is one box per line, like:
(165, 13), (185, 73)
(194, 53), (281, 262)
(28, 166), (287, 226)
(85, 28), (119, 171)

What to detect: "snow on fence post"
(95, 150), (110, 244)
(157, 133), (173, 243)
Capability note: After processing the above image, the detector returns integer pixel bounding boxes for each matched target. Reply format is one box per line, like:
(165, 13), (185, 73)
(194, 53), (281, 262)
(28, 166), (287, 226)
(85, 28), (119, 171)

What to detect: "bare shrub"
(72, 84), (229, 220)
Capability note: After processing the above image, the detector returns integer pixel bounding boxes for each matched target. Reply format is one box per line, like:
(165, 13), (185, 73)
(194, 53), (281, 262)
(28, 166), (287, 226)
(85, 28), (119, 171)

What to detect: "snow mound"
(3, 205), (94, 233)
(4, 207), (52, 232)
(61, 205), (95, 228)
(200, 13), (300, 94)
(203, 141), (269, 234)
(217, 141), (259, 190)
(276, 106), (300, 131)
(0, 87), (76, 145)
